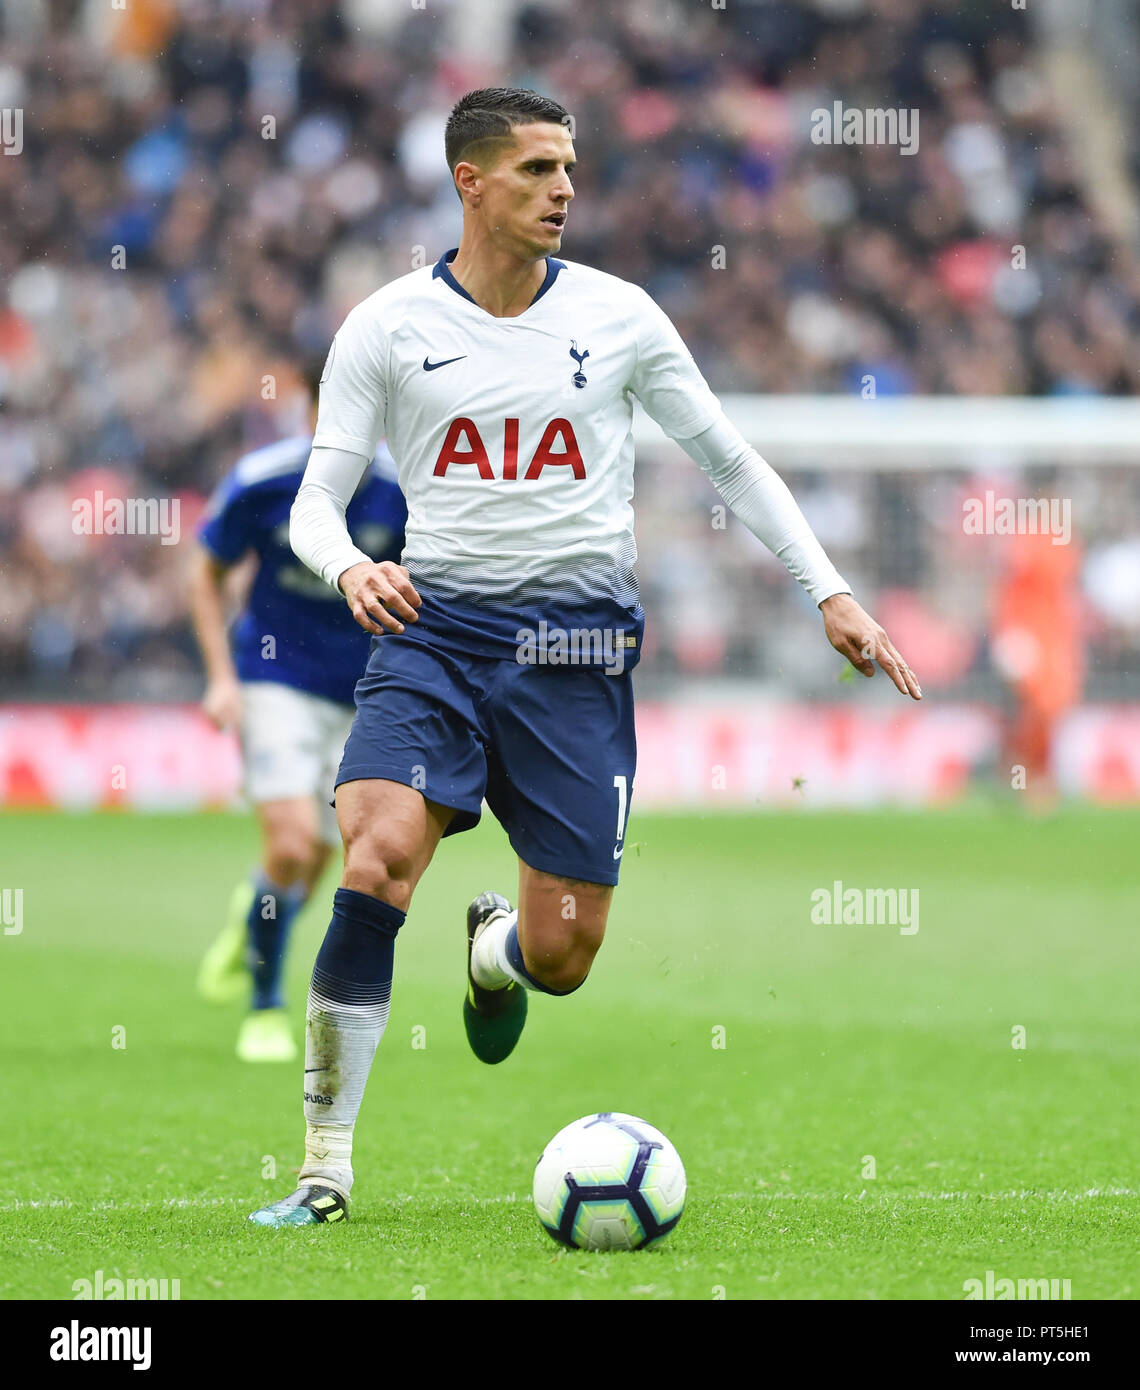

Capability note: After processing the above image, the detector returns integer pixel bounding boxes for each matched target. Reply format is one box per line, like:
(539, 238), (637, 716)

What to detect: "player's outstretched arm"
(626, 287), (920, 698)
(677, 417), (922, 700)
(188, 544), (242, 729)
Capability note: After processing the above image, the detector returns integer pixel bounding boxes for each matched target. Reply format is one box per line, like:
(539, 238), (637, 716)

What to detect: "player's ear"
(453, 161), (481, 209)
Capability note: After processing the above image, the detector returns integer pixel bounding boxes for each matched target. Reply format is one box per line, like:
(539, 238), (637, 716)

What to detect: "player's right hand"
(339, 560), (421, 636)
(202, 677), (242, 730)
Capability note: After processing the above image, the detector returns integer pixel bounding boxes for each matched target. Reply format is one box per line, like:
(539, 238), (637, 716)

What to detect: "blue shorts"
(335, 591), (643, 886)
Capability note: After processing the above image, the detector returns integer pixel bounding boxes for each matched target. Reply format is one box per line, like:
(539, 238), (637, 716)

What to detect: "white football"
(532, 1112), (686, 1250)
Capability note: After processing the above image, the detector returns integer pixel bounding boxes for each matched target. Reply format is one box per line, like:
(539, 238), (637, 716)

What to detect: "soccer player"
(190, 369), (407, 1062)
(250, 89), (921, 1225)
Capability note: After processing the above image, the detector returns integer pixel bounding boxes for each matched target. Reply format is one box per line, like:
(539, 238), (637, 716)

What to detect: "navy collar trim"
(432, 249), (565, 311)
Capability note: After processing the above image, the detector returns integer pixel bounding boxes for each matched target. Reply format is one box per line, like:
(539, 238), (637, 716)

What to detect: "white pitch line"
(1, 1188), (1135, 1214)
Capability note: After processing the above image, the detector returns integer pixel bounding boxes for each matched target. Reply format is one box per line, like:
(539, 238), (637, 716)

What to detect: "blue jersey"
(198, 435), (406, 705)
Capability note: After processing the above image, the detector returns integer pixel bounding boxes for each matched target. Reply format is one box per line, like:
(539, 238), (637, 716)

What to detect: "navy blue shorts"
(335, 592), (642, 886)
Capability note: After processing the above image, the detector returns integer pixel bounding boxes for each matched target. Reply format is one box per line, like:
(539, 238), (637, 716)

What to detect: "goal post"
(634, 395), (1140, 467)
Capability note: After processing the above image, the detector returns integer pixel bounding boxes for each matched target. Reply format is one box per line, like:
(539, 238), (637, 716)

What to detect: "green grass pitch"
(1, 805), (1136, 1300)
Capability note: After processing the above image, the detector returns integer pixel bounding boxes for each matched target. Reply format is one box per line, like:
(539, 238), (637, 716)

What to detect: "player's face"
(480, 123), (576, 260)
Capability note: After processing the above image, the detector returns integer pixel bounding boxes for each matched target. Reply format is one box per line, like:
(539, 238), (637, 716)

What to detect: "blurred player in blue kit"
(189, 366), (406, 1062)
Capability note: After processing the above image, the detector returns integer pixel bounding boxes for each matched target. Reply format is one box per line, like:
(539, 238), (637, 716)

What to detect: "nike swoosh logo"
(613, 846), (624, 860)
(423, 355), (467, 371)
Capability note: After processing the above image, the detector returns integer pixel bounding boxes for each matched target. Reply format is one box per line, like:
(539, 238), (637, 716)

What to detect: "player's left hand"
(820, 593), (922, 700)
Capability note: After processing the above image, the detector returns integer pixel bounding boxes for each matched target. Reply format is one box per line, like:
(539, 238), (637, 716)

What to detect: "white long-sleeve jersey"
(291, 250), (850, 609)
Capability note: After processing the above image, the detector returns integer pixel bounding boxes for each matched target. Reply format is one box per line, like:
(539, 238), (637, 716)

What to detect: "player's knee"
(264, 827), (319, 888)
(341, 827), (419, 910)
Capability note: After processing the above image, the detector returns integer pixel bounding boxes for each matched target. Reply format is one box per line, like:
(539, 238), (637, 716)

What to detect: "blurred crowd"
(0, 0), (1138, 699)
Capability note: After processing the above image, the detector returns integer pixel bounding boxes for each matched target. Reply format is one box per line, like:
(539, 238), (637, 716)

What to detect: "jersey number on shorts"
(613, 774), (628, 860)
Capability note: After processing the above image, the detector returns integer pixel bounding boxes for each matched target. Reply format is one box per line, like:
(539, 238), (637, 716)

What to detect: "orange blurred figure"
(991, 526), (1084, 805)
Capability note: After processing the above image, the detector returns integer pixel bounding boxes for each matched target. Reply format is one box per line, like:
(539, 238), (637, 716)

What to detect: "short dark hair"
(444, 87), (569, 174)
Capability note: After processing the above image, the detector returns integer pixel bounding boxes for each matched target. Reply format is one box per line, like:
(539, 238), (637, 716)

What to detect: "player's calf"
(514, 863), (612, 992)
(470, 901), (603, 996)
(515, 920), (604, 993)
(464, 868), (611, 1065)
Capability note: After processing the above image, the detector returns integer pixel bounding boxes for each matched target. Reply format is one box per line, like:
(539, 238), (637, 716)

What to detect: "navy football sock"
(300, 888), (405, 1194)
(247, 874), (306, 1011)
